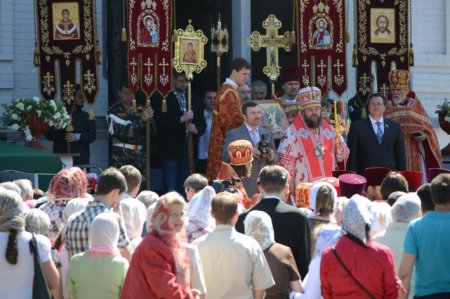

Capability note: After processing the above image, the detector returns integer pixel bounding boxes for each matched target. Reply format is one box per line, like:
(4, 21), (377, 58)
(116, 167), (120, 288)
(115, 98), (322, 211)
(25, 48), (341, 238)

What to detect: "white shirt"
(369, 115), (384, 136)
(225, 78), (238, 89)
(244, 122), (260, 146)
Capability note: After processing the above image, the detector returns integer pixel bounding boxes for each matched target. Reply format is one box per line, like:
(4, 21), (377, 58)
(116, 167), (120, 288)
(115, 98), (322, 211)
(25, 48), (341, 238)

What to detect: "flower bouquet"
(2, 97), (71, 143)
(436, 98), (450, 122)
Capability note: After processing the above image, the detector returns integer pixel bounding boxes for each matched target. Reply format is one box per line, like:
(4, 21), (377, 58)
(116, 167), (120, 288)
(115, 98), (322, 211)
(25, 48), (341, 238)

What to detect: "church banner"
(354, 0), (410, 101)
(127, 0), (172, 98)
(35, 0), (101, 108)
(297, 0), (347, 96)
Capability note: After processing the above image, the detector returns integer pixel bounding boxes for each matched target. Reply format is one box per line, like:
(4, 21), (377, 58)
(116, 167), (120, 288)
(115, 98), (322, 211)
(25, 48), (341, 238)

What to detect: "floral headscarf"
(244, 210), (275, 251)
(150, 192), (190, 289)
(0, 189), (25, 233)
(342, 194), (373, 243)
(47, 167), (88, 201)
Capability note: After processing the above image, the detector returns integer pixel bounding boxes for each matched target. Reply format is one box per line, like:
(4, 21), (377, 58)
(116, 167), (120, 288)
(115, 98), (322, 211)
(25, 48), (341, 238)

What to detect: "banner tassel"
(409, 43), (414, 66)
(161, 98), (167, 113)
(89, 107), (95, 120)
(34, 43), (40, 67)
(121, 28), (127, 42)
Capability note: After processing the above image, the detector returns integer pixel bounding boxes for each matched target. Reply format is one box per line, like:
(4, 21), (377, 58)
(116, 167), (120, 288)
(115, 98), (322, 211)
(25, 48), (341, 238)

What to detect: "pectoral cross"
(247, 14), (295, 95)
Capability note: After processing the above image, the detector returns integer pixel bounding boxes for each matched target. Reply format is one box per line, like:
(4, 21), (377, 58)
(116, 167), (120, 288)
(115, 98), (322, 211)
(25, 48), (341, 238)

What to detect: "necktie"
(376, 121), (383, 144)
(250, 129), (260, 146)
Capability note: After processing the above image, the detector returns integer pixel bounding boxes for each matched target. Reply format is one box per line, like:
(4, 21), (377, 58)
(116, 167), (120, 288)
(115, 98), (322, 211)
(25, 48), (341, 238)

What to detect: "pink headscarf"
(47, 167), (88, 201)
(150, 192), (190, 290)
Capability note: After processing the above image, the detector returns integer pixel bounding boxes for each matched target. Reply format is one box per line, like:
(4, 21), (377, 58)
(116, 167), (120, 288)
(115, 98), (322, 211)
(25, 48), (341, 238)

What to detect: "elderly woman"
(320, 195), (402, 298)
(374, 193), (421, 271)
(245, 210), (302, 299)
(24, 208), (51, 235)
(66, 213), (129, 299)
(121, 192), (203, 299)
(0, 189), (59, 297)
(40, 167), (90, 245)
(307, 182), (337, 232)
(186, 186), (216, 243)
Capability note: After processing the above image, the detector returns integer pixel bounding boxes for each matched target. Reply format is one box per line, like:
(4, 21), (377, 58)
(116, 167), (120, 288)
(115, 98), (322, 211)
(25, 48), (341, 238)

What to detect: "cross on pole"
(247, 14), (295, 96)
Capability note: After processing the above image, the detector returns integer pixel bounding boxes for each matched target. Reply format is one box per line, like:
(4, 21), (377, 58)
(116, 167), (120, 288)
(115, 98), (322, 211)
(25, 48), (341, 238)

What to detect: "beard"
(304, 114), (322, 128)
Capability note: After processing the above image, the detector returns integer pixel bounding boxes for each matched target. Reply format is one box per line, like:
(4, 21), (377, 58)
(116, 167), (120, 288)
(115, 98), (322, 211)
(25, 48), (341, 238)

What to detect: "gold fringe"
(89, 107), (95, 120)
(161, 99), (167, 113)
(34, 44), (40, 67)
(361, 106), (367, 119)
(409, 43), (414, 66)
(121, 28), (127, 42)
(352, 44), (358, 67)
(95, 41), (102, 65)
(131, 99), (137, 113)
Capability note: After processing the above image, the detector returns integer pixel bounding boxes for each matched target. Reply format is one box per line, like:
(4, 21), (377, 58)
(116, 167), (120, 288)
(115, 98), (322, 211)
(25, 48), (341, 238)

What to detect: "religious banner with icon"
(297, 0), (347, 96)
(354, 0), (411, 102)
(127, 0), (172, 98)
(34, 0), (101, 109)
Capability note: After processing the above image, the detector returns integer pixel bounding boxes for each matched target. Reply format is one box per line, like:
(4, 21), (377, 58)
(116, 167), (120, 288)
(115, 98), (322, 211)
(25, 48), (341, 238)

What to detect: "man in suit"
(347, 93), (406, 175)
(222, 101), (276, 199)
(151, 72), (206, 194)
(236, 165), (311, 279)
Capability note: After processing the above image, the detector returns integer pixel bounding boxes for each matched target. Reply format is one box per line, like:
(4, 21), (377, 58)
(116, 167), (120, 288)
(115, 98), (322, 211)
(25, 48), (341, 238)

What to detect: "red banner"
(297, 0), (347, 96)
(35, 0), (100, 109)
(127, 0), (172, 98)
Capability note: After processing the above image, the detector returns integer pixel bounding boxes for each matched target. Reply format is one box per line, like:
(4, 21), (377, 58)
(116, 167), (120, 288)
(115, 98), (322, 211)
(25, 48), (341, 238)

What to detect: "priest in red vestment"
(206, 58), (250, 180)
(277, 86), (349, 196)
(385, 69), (442, 178)
(275, 66), (303, 124)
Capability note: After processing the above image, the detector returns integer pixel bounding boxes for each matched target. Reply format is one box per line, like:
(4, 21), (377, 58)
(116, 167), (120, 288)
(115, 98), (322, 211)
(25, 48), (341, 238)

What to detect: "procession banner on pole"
(297, 0), (347, 96)
(35, 0), (101, 109)
(127, 0), (173, 98)
(354, 0), (410, 101)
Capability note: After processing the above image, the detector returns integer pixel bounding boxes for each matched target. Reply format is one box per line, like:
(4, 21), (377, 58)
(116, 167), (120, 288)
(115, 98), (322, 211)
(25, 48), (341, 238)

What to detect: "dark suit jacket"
(45, 108), (96, 165)
(236, 197), (311, 279)
(222, 124), (277, 197)
(151, 91), (206, 160)
(346, 117), (406, 175)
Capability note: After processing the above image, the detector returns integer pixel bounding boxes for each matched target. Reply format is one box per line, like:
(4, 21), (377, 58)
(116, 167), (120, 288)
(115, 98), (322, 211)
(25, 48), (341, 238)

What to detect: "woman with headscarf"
(320, 195), (402, 298)
(121, 192), (202, 299)
(290, 224), (342, 299)
(66, 213), (129, 299)
(244, 210), (303, 299)
(307, 182), (338, 232)
(40, 167), (90, 245)
(186, 186), (216, 243)
(0, 189), (59, 297)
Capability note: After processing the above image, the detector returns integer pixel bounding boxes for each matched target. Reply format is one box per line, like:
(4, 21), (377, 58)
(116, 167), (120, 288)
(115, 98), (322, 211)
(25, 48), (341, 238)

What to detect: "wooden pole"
(187, 80), (194, 174)
(145, 98), (151, 190)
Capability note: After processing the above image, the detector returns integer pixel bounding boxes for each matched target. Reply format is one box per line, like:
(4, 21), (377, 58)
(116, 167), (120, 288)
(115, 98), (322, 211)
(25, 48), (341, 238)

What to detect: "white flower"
(25, 134), (33, 142)
(49, 100), (57, 110)
(11, 113), (18, 120)
(445, 116), (450, 122)
(16, 102), (24, 111)
(48, 121), (54, 127)
(10, 124), (19, 131)
(27, 105), (32, 111)
(36, 110), (42, 117)
(54, 112), (61, 119)
(33, 97), (40, 102)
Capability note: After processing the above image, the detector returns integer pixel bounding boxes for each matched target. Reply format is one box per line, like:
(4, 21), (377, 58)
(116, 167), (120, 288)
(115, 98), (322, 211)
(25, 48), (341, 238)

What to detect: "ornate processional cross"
(247, 14), (295, 96)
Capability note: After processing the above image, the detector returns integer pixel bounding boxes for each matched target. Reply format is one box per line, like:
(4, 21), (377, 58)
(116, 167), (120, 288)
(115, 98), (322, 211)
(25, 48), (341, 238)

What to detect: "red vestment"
(276, 98), (302, 124)
(277, 113), (349, 190)
(206, 83), (244, 180)
(385, 97), (442, 174)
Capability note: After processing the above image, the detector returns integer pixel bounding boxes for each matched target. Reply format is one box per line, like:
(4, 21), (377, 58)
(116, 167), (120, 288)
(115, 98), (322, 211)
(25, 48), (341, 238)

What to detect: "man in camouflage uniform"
(107, 84), (154, 185)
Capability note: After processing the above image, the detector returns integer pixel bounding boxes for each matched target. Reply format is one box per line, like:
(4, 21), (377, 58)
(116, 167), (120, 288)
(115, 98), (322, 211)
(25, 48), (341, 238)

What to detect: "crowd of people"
(1, 58), (450, 299)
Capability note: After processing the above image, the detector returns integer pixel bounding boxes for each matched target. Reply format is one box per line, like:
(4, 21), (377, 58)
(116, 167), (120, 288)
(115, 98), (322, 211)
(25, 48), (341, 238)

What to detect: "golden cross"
(333, 59), (344, 77)
(379, 83), (389, 98)
(317, 59), (326, 77)
(358, 73), (371, 95)
(83, 70), (96, 93)
(247, 14), (295, 89)
(159, 57), (169, 77)
(62, 80), (74, 104)
(42, 72), (55, 96)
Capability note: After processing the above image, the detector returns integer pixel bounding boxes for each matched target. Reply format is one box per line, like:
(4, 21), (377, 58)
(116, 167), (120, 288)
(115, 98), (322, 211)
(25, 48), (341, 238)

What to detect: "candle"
(341, 100), (345, 120)
(345, 101), (349, 123)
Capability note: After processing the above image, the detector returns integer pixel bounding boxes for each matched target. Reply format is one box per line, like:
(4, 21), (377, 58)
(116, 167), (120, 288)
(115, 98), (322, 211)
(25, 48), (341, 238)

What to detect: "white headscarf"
(314, 224), (342, 257)
(88, 212), (120, 255)
(308, 181), (338, 217)
(186, 186), (216, 229)
(120, 197), (147, 241)
(391, 193), (421, 223)
(244, 210), (275, 251)
(342, 194), (373, 243)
